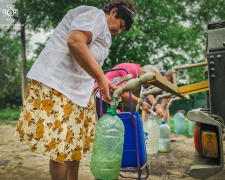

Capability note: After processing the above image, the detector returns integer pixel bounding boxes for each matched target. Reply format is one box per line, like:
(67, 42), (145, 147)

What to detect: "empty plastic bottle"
(143, 114), (160, 155)
(188, 108), (195, 136)
(90, 101), (124, 180)
(158, 121), (171, 152)
(174, 110), (185, 134)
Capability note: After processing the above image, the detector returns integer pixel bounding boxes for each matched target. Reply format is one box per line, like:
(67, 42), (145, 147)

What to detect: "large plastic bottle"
(90, 103), (125, 180)
(143, 114), (160, 155)
(174, 110), (185, 134)
(158, 121), (171, 152)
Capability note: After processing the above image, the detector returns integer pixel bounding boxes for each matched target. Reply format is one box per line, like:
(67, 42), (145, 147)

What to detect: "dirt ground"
(0, 124), (225, 180)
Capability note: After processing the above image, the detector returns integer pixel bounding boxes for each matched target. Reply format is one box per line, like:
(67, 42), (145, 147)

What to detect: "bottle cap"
(149, 115), (154, 120)
(162, 121), (166, 124)
(107, 97), (117, 115)
(107, 107), (117, 115)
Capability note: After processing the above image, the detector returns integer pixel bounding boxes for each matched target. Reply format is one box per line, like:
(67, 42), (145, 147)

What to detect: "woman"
(15, 0), (136, 179)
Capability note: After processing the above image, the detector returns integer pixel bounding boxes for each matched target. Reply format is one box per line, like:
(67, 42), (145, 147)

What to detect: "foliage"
(0, 106), (22, 121)
(13, 0), (225, 86)
(6, 0), (224, 112)
(0, 29), (22, 109)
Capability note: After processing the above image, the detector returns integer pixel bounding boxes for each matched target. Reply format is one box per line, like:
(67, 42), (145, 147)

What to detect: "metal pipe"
(172, 62), (207, 87)
(172, 68), (178, 87)
(162, 96), (181, 121)
(173, 62), (207, 70)
(151, 92), (173, 111)
(110, 72), (156, 108)
(166, 96), (182, 109)
(136, 86), (163, 112)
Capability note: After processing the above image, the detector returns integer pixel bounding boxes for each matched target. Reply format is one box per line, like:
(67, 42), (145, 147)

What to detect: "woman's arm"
(67, 30), (117, 101)
(161, 98), (170, 123)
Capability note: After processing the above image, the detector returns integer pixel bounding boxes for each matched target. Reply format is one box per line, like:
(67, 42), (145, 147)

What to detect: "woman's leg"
(49, 159), (68, 180)
(67, 160), (80, 180)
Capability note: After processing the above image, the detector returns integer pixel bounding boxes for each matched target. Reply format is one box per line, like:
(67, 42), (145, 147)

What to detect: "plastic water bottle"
(90, 105), (125, 180)
(174, 110), (185, 134)
(188, 108), (195, 136)
(158, 121), (171, 152)
(143, 115), (160, 155)
(188, 120), (195, 136)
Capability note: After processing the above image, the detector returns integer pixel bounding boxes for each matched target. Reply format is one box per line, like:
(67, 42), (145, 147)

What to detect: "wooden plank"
(148, 71), (189, 99)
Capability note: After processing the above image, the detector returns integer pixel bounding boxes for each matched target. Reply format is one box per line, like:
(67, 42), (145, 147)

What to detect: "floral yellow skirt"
(15, 79), (96, 163)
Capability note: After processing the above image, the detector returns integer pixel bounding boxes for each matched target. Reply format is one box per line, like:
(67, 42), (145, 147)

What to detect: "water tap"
(110, 72), (155, 108)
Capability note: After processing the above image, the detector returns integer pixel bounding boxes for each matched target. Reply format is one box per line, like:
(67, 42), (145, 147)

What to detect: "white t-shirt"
(27, 6), (111, 107)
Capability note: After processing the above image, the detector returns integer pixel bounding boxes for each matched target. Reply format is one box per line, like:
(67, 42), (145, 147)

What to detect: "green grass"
(0, 106), (22, 126)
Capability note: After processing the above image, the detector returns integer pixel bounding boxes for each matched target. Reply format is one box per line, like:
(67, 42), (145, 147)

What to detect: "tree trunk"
(21, 25), (27, 102)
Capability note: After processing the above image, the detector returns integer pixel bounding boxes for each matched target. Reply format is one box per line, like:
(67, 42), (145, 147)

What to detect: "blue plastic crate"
(117, 112), (147, 167)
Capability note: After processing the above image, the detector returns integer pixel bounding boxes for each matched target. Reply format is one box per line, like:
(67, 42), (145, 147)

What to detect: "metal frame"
(187, 109), (224, 179)
(177, 81), (209, 95)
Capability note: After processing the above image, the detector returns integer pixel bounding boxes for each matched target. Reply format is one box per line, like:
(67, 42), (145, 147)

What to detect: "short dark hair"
(103, 0), (136, 31)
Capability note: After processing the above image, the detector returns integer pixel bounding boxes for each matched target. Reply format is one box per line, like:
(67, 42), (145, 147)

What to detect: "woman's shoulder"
(72, 5), (100, 14)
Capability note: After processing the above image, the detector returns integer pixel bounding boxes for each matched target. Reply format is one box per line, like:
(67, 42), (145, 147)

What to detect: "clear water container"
(188, 120), (195, 136)
(188, 108), (195, 136)
(174, 110), (185, 134)
(90, 109), (124, 180)
(158, 121), (171, 152)
(143, 115), (160, 155)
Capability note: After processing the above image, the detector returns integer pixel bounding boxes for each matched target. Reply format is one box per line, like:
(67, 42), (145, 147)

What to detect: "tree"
(0, 29), (22, 109)
(13, 0), (225, 86)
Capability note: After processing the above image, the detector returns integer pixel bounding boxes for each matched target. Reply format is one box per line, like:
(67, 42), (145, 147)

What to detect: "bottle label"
(144, 132), (148, 144)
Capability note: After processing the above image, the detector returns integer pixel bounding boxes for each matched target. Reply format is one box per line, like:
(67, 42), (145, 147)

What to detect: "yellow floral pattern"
(42, 99), (54, 112)
(54, 120), (62, 128)
(15, 79), (96, 163)
(33, 97), (41, 109)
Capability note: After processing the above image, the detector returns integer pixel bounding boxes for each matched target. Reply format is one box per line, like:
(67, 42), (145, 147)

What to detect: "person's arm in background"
(121, 92), (150, 113)
(147, 95), (164, 117)
(67, 30), (117, 102)
(161, 97), (170, 124)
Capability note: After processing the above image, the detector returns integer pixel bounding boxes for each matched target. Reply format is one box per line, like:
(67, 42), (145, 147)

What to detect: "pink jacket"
(93, 63), (141, 90)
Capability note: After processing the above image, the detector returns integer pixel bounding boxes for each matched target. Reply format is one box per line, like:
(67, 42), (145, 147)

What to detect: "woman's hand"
(155, 105), (164, 118)
(141, 101), (151, 114)
(97, 75), (118, 102)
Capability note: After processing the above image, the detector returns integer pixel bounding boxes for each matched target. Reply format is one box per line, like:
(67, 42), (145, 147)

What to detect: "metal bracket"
(187, 109), (224, 179)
